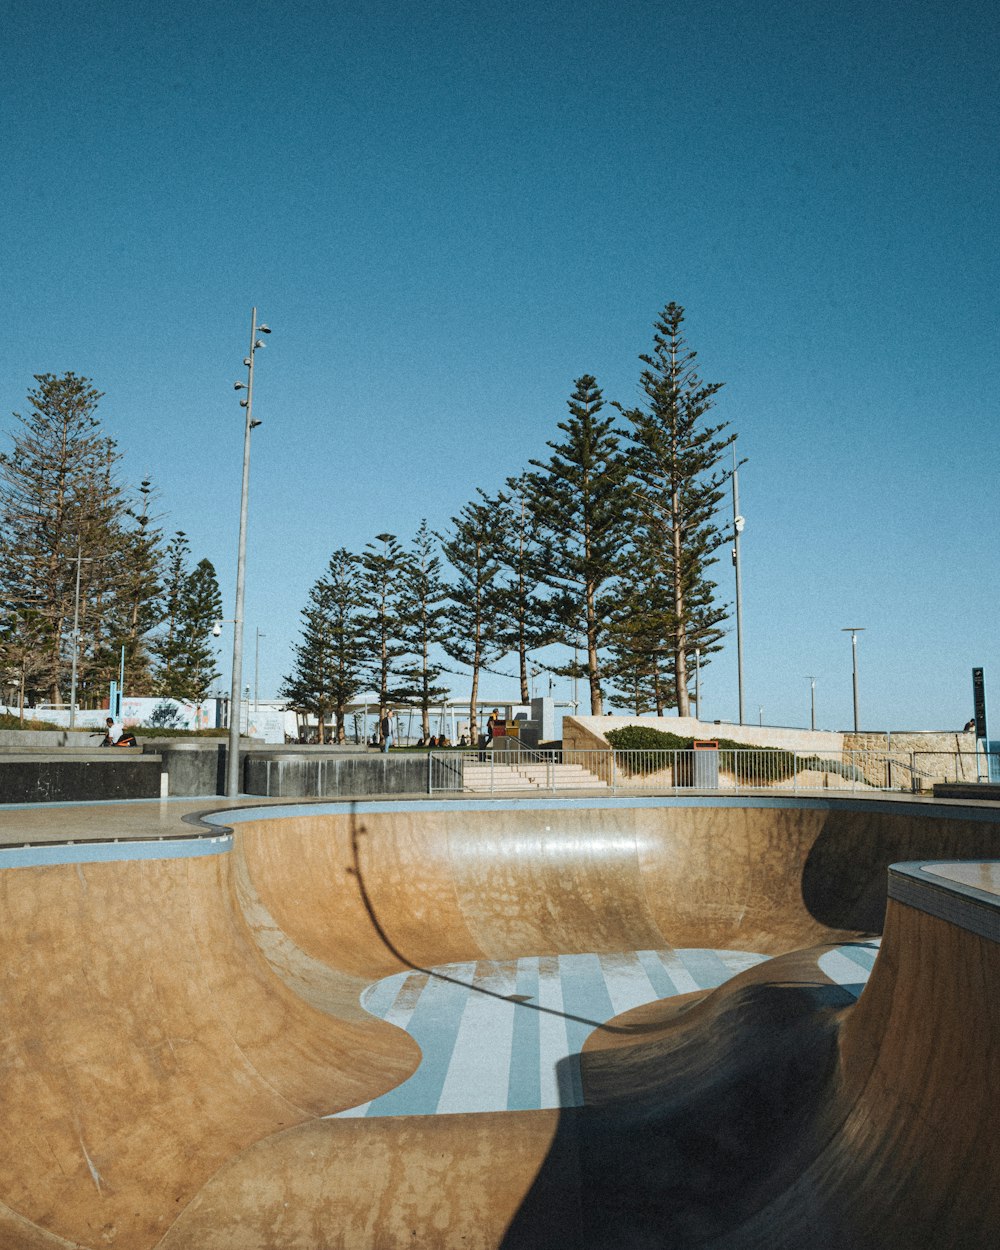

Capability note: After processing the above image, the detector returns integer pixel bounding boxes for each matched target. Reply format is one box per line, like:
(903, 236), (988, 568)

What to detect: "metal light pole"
(64, 543), (106, 729)
(732, 448), (746, 725)
(254, 628), (265, 715)
(806, 676), (816, 731)
(694, 646), (701, 721)
(226, 308), (271, 797)
(67, 544), (84, 729)
(842, 628), (865, 732)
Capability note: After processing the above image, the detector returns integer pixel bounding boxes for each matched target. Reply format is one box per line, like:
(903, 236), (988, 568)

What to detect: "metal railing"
(425, 746), (1000, 796)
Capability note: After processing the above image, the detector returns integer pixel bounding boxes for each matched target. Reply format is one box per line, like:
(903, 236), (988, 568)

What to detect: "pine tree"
(281, 549), (367, 743)
(438, 501), (506, 744)
(487, 476), (554, 704)
(178, 560), (223, 700)
(93, 477), (165, 696)
(152, 532), (192, 696)
(357, 534), (412, 718)
(151, 539), (221, 700)
(615, 303), (734, 715)
(396, 521), (450, 740)
(523, 375), (632, 714)
(0, 373), (131, 705)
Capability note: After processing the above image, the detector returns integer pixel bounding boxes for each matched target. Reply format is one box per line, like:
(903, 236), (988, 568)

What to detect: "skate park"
(0, 787), (997, 1249)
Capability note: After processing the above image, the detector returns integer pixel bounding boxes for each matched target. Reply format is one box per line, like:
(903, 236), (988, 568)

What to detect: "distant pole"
(732, 447), (746, 725)
(254, 628), (265, 715)
(806, 676), (816, 731)
(695, 645), (705, 725)
(842, 628), (865, 732)
(68, 543), (83, 730)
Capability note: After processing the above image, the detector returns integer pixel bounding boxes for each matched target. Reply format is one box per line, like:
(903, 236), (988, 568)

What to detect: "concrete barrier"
(0, 753), (163, 803)
(244, 750), (436, 797)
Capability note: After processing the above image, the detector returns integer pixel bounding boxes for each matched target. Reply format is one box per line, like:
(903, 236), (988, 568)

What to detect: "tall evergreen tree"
(94, 477), (165, 696)
(281, 549), (367, 743)
(151, 538), (221, 700)
(357, 533), (412, 718)
(487, 476), (554, 704)
(438, 500), (506, 744)
(615, 303), (734, 715)
(523, 375), (632, 714)
(396, 521), (450, 740)
(606, 550), (678, 715)
(152, 532), (192, 696)
(178, 559), (223, 700)
(0, 373), (131, 704)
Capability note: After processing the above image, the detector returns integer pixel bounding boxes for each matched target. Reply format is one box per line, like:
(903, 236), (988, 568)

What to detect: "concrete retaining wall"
(243, 751), (441, 798)
(0, 755), (163, 804)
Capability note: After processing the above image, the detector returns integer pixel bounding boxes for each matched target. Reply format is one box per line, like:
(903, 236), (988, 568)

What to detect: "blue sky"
(2, 0), (997, 732)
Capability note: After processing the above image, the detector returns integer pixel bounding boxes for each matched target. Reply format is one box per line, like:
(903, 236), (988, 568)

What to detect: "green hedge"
(604, 726), (857, 783)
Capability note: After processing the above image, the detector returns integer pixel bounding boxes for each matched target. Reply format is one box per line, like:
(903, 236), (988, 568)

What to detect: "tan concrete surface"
(0, 796), (997, 1247)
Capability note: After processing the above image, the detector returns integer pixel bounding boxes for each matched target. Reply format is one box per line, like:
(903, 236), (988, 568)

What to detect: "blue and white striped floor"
(334, 942), (880, 1119)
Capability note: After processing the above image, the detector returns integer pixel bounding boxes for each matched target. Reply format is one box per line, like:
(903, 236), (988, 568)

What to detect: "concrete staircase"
(463, 760), (608, 793)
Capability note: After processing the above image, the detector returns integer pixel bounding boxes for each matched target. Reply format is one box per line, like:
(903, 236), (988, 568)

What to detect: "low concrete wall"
(244, 751), (444, 798)
(0, 754), (162, 804)
(0, 729), (103, 750)
(144, 741), (229, 797)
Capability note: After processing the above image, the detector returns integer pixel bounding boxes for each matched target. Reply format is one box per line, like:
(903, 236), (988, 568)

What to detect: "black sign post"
(972, 668), (988, 741)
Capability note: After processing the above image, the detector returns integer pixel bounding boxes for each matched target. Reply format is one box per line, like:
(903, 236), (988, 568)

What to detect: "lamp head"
(257, 324), (271, 334)
(212, 621), (222, 638)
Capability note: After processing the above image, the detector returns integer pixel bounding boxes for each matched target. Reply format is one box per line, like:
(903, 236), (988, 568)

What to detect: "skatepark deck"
(0, 794), (997, 1248)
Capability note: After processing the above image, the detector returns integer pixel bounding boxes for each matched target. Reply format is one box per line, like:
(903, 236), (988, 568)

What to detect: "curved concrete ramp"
(0, 796), (997, 1248)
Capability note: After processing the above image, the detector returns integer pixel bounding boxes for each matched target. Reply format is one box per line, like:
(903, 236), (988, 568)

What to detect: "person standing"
(380, 708), (395, 753)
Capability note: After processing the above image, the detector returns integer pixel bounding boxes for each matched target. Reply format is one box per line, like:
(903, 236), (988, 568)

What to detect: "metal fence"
(426, 747), (1000, 796)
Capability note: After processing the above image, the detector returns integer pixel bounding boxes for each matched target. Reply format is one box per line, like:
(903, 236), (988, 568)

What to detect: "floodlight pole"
(227, 307), (270, 797)
(732, 447), (746, 725)
(842, 628), (865, 733)
(68, 544), (84, 730)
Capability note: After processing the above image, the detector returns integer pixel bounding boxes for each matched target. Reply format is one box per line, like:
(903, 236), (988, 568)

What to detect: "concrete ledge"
(934, 783), (1000, 801)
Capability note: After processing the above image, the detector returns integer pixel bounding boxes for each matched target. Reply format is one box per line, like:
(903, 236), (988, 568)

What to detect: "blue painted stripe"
(363, 966), (473, 1116)
(556, 954), (616, 1106)
(676, 948), (739, 989)
(0, 835), (231, 869)
(637, 949), (682, 998)
(835, 944), (879, 973)
(206, 794), (1000, 827)
(506, 958), (541, 1111)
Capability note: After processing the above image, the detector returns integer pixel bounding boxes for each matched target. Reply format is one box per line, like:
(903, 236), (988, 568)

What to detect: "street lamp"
(226, 308), (271, 797)
(64, 543), (108, 729)
(254, 627), (265, 715)
(731, 445), (746, 725)
(841, 628), (865, 732)
(694, 646), (701, 721)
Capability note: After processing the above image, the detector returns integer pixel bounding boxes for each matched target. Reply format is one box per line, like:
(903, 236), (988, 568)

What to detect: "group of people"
(372, 708), (502, 753)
